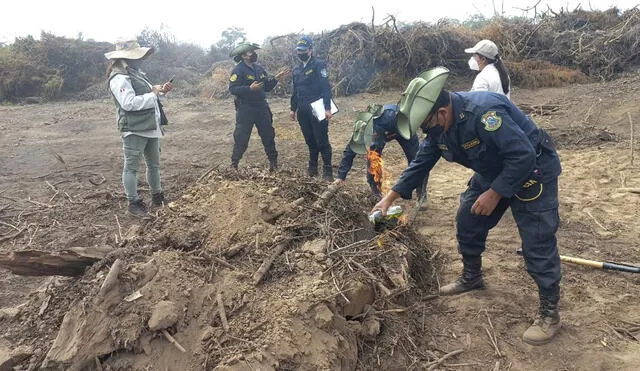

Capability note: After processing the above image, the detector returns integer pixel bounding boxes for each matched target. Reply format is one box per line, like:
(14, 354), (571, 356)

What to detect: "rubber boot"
(439, 255), (485, 295)
(523, 286), (561, 345)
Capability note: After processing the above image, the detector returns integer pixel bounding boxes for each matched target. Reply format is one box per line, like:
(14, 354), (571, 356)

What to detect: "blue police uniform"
(337, 104), (427, 198)
(229, 61), (279, 167)
(291, 57), (333, 176)
(392, 91), (562, 297)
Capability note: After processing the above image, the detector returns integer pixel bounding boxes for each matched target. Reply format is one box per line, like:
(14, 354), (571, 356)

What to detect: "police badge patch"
(481, 111), (502, 131)
(320, 68), (328, 78)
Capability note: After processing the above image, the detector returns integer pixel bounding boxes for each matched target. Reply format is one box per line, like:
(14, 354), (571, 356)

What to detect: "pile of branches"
(245, 7), (640, 99)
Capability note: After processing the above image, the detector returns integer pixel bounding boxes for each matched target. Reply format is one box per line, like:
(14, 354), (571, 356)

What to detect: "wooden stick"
(351, 260), (392, 296)
(217, 292), (230, 332)
(214, 257), (237, 270)
(629, 112), (634, 165)
(252, 241), (287, 285)
(97, 259), (123, 298)
(162, 329), (186, 352)
(426, 349), (464, 370)
(0, 246), (110, 276)
(263, 197), (305, 222)
(585, 210), (609, 232)
(313, 184), (339, 209)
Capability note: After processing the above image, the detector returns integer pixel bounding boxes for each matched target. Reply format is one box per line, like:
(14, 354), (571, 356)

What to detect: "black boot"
(322, 165), (334, 182)
(523, 285), (561, 345)
(269, 158), (278, 172)
(439, 255), (485, 295)
(128, 199), (148, 217)
(308, 150), (319, 177)
(151, 192), (167, 207)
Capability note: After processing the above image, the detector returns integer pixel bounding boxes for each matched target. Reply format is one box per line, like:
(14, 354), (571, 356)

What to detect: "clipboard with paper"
(310, 98), (338, 121)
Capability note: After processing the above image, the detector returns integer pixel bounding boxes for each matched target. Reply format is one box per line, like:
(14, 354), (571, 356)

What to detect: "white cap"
(464, 39), (499, 59)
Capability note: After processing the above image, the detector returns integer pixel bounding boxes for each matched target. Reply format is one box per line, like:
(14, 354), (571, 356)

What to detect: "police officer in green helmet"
(228, 42), (290, 171)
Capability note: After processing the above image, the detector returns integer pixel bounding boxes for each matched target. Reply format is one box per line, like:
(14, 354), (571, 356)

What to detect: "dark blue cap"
(296, 36), (312, 51)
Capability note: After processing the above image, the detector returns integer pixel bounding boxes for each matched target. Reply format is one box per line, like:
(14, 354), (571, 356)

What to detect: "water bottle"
(369, 205), (403, 231)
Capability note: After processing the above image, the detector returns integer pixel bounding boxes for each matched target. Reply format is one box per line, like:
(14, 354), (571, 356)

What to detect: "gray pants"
(122, 134), (162, 201)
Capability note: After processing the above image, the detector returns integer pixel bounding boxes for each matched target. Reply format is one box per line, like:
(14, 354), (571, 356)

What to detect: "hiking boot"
(322, 166), (334, 182)
(523, 290), (561, 345)
(269, 158), (278, 172)
(151, 192), (167, 207)
(128, 199), (148, 217)
(439, 255), (485, 295)
(307, 163), (318, 177)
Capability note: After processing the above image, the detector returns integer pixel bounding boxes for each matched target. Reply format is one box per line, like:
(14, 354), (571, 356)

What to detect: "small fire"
(367, 149), (392, 194)
(367, 149), (383, 190)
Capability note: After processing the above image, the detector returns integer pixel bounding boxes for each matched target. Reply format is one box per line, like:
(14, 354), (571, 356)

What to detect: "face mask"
(468, 56), (479, 71)
(249, 53), (258, 63)
(126, 59), (142, 70)
(298, 53), (310, 62)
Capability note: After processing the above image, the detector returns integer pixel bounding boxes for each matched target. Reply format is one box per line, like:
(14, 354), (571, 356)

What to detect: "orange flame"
(367, 149), (383, 188)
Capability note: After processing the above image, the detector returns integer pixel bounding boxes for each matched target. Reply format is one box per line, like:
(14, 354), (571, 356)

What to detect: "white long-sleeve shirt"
(109, 73), (163, 138)
(471, 63), (511, 100)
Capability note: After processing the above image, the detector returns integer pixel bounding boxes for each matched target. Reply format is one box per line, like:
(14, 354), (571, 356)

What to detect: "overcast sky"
(2, 0), (636, 48)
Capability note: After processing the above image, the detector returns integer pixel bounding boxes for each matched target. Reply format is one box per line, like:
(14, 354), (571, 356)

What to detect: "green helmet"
(230, 42), (261, 62)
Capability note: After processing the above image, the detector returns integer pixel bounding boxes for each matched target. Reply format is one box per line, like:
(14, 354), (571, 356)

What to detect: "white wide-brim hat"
(104, 40), (154, 60)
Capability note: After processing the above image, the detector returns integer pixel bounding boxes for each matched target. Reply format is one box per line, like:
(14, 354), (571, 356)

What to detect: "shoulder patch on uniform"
(320, 68), (328, 78)
(481, 111), (502, 131)
(462, 138), (480, 149)
(229, 74), (238, 82)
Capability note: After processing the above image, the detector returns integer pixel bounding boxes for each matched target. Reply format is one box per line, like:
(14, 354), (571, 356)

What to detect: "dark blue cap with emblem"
(296, 36), (313, 51)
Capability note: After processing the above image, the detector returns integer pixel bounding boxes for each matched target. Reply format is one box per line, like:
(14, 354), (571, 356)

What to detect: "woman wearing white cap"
(105, 40), (173, 217)
(465, 39), (511, 99)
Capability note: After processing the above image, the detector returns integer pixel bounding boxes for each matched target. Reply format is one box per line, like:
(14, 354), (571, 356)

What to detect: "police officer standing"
(372, 67), (563, 345)
(335, 103), (428, 203)
(290, 36), (334, 181)
(229, 42), (289, 171)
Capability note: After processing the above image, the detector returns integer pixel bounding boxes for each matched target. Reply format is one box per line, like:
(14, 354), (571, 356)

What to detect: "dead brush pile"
(204, 7), (640, 98)
(1, 167), (441, 370)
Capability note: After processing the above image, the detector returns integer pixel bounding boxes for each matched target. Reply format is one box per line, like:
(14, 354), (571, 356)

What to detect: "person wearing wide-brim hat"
(372, 67), (564, 346)
(464, 39), (511, 99)
(334, 104), (428, 204)
(228, 42), (290, 171)
(105, 39), (174, 217)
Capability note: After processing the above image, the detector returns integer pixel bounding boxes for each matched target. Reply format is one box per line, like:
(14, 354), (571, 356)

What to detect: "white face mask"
(468, 56), (480, 71)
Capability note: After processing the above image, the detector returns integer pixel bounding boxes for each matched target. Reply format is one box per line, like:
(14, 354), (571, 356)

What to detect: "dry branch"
(253, 241), (288, 285)
(263, 197), (305, 223)
(427, 349), (464, 370)
(0, 246), (112, 276)
(217, 293), (230, 332)
(162, 329), (186, 353)
(313, 184), (340, 209)
(351, 260), (392, 296)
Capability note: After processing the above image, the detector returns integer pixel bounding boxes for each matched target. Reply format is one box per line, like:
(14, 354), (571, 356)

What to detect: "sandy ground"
(1, 74), (640, 369)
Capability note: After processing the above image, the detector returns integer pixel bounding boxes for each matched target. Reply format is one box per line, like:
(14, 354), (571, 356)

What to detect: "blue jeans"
(122, 134), (162, 201)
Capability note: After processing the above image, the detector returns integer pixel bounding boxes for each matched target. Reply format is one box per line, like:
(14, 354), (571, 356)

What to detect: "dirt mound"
(0, 167), (437, 370)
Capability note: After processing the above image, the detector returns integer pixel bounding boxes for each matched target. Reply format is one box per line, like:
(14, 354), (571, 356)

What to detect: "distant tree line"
(0, 7), (638, 102)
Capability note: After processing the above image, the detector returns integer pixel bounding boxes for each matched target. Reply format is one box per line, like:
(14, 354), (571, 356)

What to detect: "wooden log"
(0, 246), (112, 276)
(252, 242), (288, 285)
(262, 197), (305, 223)
(313, 184), (340, 209)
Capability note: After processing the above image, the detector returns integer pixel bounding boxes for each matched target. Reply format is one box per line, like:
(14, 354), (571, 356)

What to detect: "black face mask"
(126, 59), (142, 70)
(249, 53), (258, 63)
(426, 124), (444, 139)
(298, 53), (310, 62)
